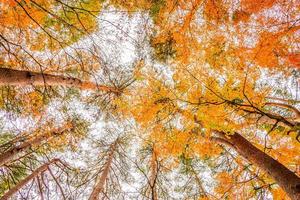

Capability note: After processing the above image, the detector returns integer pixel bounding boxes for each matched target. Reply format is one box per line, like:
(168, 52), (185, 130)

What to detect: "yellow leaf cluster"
(0, 0), (50, 28)
(215, 171), (233, 194)
(241, 0), (276, 14)
(271, 187), (290, 200)
(203, 0), (228, 24)
(20, 91), (45, 117)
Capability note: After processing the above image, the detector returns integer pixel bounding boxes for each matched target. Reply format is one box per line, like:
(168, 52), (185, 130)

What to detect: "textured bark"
(0, 159), (59, 200)
(214, 131), (300, 200)
(0, 127), (67, 166)
(88, 141), (117, 200)
(0, 68), (119, 93)
(265, 102), (300, 119)
(149, 150), (158, 200)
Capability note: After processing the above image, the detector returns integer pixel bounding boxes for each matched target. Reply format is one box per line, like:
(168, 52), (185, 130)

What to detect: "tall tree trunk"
(149, 149), (158, 200)
(88, 140), (117, 200)
(0, 159), (59, 200)
(190, 166), (208, 198)
(213, 131), (300, 200)
(265, 102), (300, 119)
(266, 96), (300, 104)
(0, 127), (67, 166)
(0, 68), (119, 93)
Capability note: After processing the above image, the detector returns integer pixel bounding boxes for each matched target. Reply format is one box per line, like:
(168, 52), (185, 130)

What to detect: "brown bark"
(0, 127), (67, 166)
(88, 140), (117, 200)
(149, 149), (158, 200)
(0, 159), (59, 200)
(0, 68), (119, 93)
(213, 131), (300, 200)
(265, 102), (300, 119)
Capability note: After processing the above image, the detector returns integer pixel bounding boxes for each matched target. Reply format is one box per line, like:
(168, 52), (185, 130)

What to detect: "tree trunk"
(0, 127), (67, 166)
(190, 166), (208, 198)
(265, 102), (300, 119)
(0, 159), (59, 200)
(0, 68), (119, 93)
(149, 149), (158, 200)
(88, 141), (117, 200)
(213, 131), (300, 200)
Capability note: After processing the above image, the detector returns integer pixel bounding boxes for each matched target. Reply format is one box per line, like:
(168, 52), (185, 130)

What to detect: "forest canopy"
(0, 0), (299, 199)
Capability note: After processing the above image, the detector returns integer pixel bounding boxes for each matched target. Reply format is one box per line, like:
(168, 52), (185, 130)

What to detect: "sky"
(1, 2), (299, 199)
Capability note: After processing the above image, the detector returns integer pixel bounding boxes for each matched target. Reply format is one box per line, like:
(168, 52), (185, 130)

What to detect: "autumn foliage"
(0, 0), (299, 200)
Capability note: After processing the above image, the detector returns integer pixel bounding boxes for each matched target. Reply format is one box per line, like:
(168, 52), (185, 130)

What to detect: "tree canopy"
(0, 0), (299, 199)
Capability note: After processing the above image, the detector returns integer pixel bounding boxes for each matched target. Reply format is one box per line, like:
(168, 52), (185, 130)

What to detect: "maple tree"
(0, 0), (300, 200)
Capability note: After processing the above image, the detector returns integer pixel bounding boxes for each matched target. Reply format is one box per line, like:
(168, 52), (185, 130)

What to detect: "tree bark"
(265, 102), (300, 119)
(149, 149), (158, 200)
(214, 131), (300, 200)
(0, 68), (119, 93)
(0, 159), (59, 200)
(88, 140), (117, 200)
(0, 127), (67, 166)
